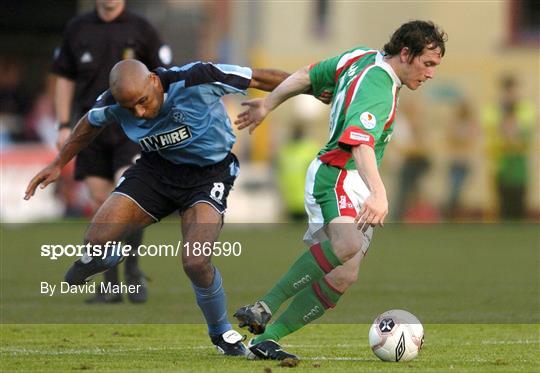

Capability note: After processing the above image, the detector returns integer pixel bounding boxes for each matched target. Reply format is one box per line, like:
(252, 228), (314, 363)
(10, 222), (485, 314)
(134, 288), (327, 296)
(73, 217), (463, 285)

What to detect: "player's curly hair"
(383, 20), (447, 63)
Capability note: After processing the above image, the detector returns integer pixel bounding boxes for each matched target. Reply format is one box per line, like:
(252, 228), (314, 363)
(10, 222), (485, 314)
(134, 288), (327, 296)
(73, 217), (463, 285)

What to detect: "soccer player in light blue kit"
(24, 59), (310, 355)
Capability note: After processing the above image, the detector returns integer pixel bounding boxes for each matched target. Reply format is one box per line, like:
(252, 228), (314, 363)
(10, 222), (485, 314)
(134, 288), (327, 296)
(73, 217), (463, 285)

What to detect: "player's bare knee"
(331, 237), (363, 262)
(182, 255), (211, 277)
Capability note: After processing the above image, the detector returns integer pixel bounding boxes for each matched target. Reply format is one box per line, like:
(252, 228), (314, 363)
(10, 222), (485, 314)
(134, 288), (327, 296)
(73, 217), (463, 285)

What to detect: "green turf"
(1, 324), (539, 372)
(1, 222), (539, 371)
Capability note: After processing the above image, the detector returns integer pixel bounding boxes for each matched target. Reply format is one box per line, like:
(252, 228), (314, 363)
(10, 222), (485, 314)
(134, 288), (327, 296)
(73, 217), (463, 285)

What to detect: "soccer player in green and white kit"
(233, 20), (447, 361)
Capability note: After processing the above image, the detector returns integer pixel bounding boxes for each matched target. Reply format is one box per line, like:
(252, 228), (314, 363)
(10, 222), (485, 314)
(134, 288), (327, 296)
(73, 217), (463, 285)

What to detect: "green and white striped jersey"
(309, 47), (401, 170)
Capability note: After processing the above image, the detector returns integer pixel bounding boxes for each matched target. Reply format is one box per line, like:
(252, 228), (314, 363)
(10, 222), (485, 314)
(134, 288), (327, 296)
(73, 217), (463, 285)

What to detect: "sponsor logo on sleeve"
(349, 131), (370, 142)
(360, 112), (376, 129)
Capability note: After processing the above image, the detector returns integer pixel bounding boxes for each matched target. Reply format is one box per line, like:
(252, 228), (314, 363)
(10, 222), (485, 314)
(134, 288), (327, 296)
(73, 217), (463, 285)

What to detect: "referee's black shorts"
(113, 152), (239, 221)
(74, 122), (140, 181)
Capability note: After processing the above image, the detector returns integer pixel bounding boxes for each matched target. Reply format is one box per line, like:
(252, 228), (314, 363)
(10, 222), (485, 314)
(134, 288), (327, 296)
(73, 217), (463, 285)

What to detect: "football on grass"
(368, 309), (424, 362)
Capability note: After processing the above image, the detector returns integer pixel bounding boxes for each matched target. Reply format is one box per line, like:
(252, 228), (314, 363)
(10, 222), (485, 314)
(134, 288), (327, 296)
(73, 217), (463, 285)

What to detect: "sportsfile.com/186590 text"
(40, 241), (242, 260)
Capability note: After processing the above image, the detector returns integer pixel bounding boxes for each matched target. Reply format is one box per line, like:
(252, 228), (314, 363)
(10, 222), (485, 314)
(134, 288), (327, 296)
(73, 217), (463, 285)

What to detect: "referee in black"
(52, 0), (172, 303)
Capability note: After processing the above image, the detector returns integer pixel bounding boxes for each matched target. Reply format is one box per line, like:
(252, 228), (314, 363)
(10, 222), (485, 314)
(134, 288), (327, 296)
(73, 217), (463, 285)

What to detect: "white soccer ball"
(368, 309), (424, 362)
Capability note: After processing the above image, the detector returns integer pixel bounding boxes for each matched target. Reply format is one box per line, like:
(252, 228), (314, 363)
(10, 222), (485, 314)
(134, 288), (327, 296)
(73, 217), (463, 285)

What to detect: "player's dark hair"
(383, 20), (447, 63)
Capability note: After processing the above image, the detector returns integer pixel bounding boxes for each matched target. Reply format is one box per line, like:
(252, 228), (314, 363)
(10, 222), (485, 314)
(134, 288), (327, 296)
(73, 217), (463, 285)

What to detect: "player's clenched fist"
(24, 164), (62, 200)
(234, 98), (269, 134)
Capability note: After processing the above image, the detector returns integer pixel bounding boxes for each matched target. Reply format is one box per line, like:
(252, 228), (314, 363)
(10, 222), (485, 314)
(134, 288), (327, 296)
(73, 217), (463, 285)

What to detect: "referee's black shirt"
(52, 9), (171, 115)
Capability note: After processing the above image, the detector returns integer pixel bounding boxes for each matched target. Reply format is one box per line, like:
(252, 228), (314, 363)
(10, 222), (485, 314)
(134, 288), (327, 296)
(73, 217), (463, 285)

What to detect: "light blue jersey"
(87, 62), (252, 166)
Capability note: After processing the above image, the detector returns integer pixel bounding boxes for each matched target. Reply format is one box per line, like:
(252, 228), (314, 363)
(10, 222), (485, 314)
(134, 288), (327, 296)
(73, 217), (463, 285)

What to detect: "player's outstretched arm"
(250, 68), (290, 92)
(24, 114), (103, 200)
(352, 144), (388, 229)
(235, 65), (312, 134)
(251, 68), (333, 103)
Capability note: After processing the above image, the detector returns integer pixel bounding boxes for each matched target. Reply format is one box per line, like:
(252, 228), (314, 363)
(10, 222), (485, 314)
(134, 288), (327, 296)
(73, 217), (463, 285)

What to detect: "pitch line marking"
(3, 339), (538, 357)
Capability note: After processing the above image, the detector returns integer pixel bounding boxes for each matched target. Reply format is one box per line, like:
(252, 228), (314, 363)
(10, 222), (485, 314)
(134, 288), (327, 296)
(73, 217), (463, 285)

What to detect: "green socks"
(253, 277), (342, 343)
(261, 241), (341, 314)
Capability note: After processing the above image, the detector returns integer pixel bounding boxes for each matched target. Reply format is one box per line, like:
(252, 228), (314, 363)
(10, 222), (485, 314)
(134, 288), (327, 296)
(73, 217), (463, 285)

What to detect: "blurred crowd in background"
(1, 0), (538, 223)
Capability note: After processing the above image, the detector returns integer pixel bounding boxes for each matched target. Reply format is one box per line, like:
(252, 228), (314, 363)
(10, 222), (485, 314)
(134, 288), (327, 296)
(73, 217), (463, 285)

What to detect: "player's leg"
(122, 228), (147, 302)
(82, 175), (124, 303)
(248, 220), (371, 357)
(181, 204), (246, 356)
(112, 134), (148, 303)
(181, 203), (221, 287)
(85, 173), (147, 303)
(319, 220), (371, 292)
(179, 154), (246, 356)
(255, 219), (368, 331)
(181, 203), (225, 324)
(64, 193), (155, 285)
(240, 162), (373, 360)
(240, 217), (360, 318)
(66, 155), (174, 286)
(235, 161), (350, 331)
(75, 134), (123, 302)
(234, 238), (342, 334)
(247, 249), (364, 362)
(113, 170), (147, 304)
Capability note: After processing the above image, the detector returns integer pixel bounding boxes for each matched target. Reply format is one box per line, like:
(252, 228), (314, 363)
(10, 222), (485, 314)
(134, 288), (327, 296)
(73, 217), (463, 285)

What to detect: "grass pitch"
(1, 222), (539, 371)
(2, 324), (539, 372)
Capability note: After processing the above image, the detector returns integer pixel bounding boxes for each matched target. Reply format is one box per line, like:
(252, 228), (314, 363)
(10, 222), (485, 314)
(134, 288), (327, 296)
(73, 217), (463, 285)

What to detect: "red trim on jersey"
(343, 63), (376, 115)
(309, 243), (334, 274)
(312, 282), (335, 309)
(323, 277), (344, 295)
(335, 51), (376, 82)
(338, 126), (375, 148)
(319, 149), (351, 168)
(335, 170), (357, 218)
(384, 86), (399, 130)
(319, 128), (374, 168)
